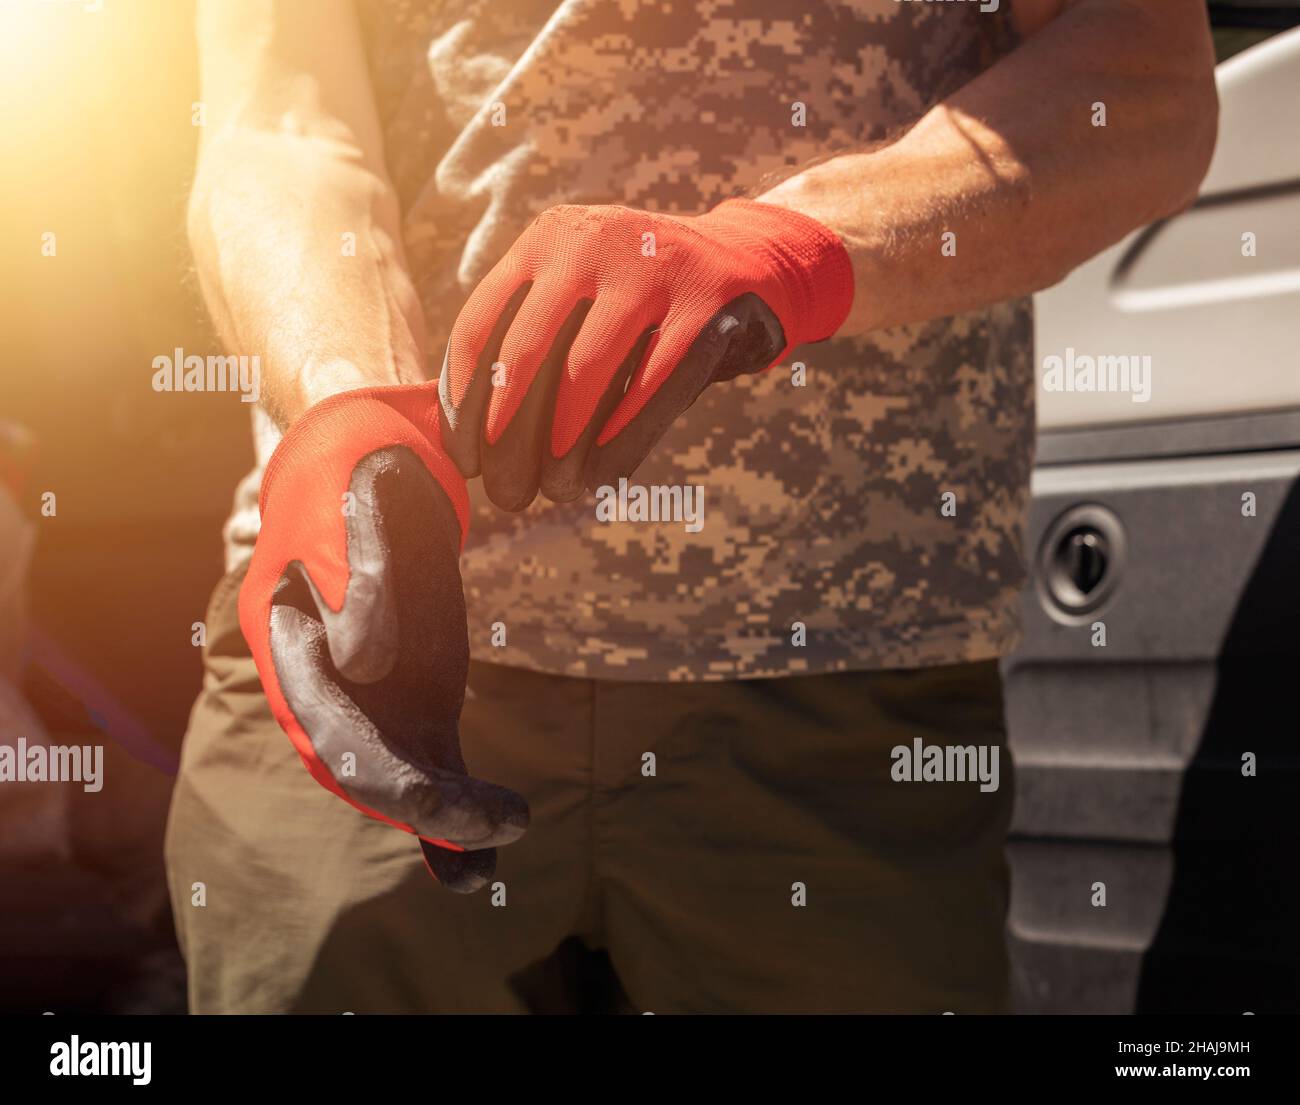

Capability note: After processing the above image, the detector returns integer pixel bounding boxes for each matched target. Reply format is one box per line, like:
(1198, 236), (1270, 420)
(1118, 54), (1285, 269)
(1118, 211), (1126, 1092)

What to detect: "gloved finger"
(485, 276), (588, 442)
(479, 298), (591, 511)
(704, 291), (787, 384)
(549, 294), (659, 462)
(287, 449), (404, 685)
(540, 326), (656, 504)
(271, 580), (530, 850)
(420, 839), (498, 894)
(440, 276), (532, 478)
(582, 293), (784, 493)
(295, 446), (466, 684)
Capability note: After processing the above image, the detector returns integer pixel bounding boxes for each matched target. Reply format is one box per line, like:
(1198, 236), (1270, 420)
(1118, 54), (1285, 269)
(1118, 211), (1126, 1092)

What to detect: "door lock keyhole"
(1036, 504), (1125, 623)
(1059, 528), (1109, 596)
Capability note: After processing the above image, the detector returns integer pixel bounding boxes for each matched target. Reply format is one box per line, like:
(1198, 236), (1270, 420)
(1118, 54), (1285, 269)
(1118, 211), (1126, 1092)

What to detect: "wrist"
(295, 356), (385, 418)
(276, 354), (426, 428)
(756, 161), (898, 335)
(260, 379), (468, 539)
(704, 197), (855, 346)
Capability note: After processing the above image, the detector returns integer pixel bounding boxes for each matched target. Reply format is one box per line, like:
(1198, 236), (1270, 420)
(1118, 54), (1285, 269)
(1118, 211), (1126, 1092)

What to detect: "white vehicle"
(1006, 5), (1300, 1013)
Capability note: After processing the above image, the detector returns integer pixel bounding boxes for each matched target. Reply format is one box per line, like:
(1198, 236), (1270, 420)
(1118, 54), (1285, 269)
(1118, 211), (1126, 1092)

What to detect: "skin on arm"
(759, 0), (1220, 335)
(190, 2), (530, 887)
(187, 0), (425, 429)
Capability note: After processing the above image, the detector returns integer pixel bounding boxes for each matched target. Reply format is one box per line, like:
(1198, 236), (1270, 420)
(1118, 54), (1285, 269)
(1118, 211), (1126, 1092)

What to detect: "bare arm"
(188, 0), (425, 428)
(760, 0), (1220, 333)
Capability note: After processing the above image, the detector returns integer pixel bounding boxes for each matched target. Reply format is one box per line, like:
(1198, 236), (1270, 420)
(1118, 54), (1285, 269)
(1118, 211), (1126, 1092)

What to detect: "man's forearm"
(760, 0), (1218, 335)
(188, 131), (426, 428)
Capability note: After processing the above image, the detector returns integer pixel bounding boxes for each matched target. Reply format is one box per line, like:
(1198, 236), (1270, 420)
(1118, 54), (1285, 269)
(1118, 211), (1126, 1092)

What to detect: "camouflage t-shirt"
(225, 0), (1036, 681)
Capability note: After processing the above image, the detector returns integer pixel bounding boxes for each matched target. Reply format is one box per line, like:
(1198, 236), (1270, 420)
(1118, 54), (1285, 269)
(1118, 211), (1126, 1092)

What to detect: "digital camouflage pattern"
(227, 0), (1035, 680)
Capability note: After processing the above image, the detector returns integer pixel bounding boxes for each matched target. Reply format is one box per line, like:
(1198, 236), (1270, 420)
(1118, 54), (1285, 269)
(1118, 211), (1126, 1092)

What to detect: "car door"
(1004, 9), (1300, 1013)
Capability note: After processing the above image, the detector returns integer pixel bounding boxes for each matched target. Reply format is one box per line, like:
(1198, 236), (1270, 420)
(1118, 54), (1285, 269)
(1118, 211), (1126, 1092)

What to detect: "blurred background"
(1, 0), (241, 1013)
(0, 1), (1296, 1013)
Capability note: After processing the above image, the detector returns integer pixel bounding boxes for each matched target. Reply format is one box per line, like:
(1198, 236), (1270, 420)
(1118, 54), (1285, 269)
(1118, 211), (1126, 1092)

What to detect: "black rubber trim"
(268, 446), (528, 893)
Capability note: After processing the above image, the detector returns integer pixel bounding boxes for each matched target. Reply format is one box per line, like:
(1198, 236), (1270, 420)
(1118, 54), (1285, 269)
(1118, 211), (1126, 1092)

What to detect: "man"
(167, 0), (1216, 1013)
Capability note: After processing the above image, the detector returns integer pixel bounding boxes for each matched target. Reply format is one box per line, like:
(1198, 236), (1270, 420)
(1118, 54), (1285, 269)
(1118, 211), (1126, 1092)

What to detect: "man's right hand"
(238, 382), (529, 893)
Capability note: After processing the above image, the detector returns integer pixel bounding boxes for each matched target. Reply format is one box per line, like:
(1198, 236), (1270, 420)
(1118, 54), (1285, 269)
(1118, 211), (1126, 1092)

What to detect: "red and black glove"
(439, 198), (855, 510)
(239, 382), (528, 893)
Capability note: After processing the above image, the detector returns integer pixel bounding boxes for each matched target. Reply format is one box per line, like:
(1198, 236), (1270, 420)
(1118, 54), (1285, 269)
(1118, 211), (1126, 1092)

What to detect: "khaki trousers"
(165, 568), (1013, 1013)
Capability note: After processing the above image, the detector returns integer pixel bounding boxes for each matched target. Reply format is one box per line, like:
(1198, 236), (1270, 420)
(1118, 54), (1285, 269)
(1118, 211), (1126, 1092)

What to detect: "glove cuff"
(702, 197), (855, 347)
(259, 380), (470, 545)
